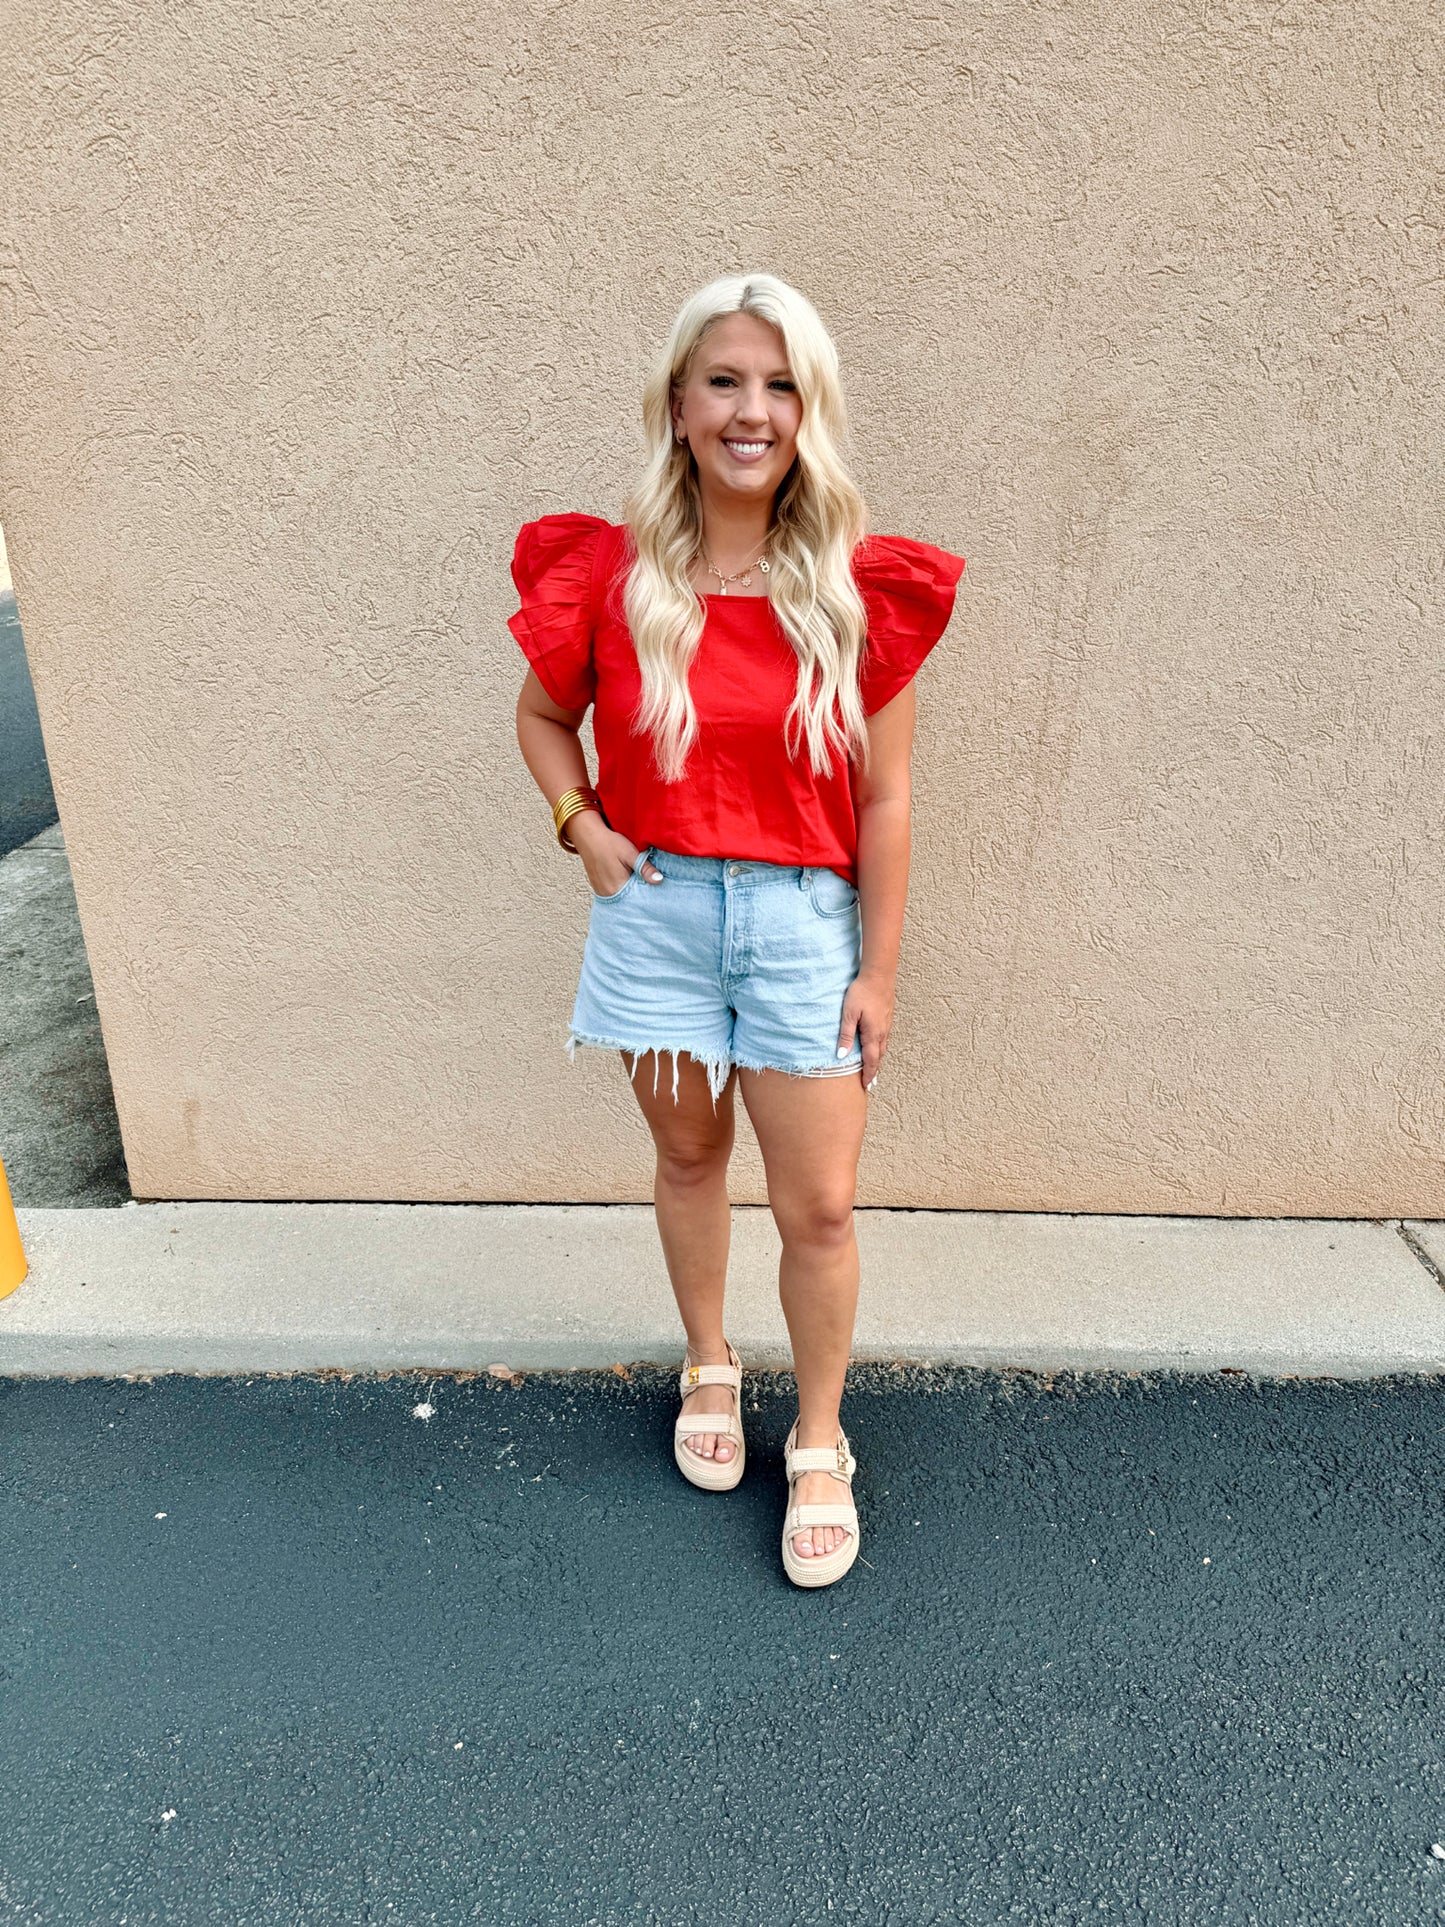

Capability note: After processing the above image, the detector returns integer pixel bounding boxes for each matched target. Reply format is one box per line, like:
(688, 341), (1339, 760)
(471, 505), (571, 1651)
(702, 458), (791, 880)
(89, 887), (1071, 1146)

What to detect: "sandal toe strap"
(675, 1410), (741, 1442)
(786, 1503), (857, 1530)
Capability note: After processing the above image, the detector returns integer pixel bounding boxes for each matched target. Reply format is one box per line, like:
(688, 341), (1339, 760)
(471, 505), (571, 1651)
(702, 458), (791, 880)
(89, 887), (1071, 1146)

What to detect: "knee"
(775, 1190), (857, 1251)
(656, 1135), (732, 1189)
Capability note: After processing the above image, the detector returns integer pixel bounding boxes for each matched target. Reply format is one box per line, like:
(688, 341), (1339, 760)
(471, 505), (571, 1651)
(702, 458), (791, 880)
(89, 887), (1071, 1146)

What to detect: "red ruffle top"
(508, 515), (965, 886)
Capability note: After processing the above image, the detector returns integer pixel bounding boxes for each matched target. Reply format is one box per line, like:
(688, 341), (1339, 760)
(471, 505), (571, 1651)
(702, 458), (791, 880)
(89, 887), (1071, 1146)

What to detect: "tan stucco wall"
(2, 4), (1441, 1212)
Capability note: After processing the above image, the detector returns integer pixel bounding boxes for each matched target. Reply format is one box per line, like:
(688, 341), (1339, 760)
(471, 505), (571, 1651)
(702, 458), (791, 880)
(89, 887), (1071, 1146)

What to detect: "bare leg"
(623, 1050), (742, 1462)
(738, 1066), (869, 1559)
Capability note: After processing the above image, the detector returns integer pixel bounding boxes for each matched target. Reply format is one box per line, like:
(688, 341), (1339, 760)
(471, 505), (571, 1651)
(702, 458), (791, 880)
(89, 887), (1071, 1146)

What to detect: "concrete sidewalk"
(4, 1199), (1444, 1378)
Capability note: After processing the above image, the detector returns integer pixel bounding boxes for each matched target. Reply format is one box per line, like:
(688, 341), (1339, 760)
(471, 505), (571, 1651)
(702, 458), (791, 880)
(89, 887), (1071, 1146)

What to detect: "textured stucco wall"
(1, 2), (1441, 1211)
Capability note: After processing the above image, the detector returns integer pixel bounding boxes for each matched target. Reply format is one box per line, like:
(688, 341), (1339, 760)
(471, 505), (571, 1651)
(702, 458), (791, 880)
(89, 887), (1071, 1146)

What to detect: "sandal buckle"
(837, 1443), (849, 1471)
(687, 1366), (700, 1384)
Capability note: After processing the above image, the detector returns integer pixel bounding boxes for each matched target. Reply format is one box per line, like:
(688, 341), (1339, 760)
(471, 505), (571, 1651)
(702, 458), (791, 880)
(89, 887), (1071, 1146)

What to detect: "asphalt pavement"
(4, 1363), (1443, 1924)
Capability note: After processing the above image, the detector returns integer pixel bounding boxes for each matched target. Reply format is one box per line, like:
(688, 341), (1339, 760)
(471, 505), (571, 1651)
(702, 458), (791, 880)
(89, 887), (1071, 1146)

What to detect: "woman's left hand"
(838, 968), (894, 1091)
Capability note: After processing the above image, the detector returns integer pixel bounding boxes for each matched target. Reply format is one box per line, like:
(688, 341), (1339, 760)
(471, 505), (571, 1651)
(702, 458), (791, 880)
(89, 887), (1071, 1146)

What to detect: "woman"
(510, 273), (965, 1589)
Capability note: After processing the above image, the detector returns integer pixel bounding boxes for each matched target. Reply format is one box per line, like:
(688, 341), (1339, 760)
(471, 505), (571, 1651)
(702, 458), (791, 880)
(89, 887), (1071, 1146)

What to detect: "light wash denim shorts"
(566, 844), (866, 1106)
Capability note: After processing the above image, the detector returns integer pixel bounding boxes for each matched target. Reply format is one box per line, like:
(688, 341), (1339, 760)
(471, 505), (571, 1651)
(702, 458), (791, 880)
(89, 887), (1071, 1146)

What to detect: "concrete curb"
(3, 1202), (1444, 1378)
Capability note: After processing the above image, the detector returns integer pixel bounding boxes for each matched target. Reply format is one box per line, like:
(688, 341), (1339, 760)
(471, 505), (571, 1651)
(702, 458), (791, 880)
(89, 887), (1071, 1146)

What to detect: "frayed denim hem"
(565, 1030), (734, 1107)
(564, 1030), (864, 1106)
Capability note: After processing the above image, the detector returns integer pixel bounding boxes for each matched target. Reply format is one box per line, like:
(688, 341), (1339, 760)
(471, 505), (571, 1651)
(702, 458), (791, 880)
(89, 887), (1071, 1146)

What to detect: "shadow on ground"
(0, 587), (56, 859)
(0, 823), (130, 1206)
(2, 1363), (1442, 1923)
(1, 585), (130, 1204)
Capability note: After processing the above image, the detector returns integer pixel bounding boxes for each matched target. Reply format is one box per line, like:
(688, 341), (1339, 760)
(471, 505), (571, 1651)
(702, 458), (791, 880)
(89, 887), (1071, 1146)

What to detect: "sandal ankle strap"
(678, 1362), (741, 1393)
(786, 1442), (856, 1480)
(679, 1341), (741, 1398)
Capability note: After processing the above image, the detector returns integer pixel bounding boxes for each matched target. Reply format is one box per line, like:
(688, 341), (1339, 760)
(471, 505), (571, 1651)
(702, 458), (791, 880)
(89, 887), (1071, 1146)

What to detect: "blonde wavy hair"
(620, 273), (871, 785)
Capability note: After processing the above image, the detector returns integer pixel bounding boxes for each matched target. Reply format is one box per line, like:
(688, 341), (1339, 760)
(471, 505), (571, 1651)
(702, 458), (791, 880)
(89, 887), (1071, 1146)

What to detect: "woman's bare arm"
(515, 669), (661, 892)
(836, 683), (916, 1085)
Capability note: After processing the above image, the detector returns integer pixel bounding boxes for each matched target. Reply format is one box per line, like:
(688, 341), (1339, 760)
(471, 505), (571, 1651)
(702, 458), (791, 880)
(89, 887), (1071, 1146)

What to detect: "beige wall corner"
(1, 5), (1441, 1210)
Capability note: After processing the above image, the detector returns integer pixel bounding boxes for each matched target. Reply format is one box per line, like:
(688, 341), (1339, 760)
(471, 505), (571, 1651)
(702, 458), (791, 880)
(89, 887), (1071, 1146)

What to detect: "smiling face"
(669, 310), (804, 514)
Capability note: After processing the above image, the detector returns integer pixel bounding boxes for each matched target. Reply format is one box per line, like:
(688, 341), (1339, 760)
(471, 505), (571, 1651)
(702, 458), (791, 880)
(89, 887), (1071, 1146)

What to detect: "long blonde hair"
(620, 273), (871, 785)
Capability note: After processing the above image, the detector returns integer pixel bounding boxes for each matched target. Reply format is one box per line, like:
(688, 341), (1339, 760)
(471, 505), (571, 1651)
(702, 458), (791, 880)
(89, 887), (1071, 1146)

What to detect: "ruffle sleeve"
(507, 512), (612, 713)
(851, 533), (967, 716)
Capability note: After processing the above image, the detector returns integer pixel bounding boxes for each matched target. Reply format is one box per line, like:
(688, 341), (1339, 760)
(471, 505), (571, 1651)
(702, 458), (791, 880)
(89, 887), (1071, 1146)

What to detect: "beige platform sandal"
(673, 1340), (747, 1492)
(781, 1419), (860, 1589)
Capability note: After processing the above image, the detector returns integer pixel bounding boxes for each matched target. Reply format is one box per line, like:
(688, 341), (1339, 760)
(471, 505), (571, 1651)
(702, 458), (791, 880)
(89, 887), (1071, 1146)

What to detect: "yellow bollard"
(0, 1158), (27, 1299)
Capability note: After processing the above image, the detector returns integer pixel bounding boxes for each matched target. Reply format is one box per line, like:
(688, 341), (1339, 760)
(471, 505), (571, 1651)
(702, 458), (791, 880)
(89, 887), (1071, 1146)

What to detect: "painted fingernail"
(836, 1046), (849, 1059)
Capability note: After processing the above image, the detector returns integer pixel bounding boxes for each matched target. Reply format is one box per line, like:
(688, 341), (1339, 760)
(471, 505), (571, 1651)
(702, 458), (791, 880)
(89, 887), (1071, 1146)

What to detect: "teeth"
(727, 441), (769, 453)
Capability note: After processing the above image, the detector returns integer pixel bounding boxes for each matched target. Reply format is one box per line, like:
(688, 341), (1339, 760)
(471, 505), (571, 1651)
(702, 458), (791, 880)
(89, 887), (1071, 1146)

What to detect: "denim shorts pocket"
(806, 866), (860, 919)
(590, 844), (653, 905)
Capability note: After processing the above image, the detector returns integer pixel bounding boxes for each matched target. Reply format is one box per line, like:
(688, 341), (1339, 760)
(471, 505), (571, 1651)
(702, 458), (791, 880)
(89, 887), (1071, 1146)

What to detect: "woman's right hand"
(568, 812), (664, 896)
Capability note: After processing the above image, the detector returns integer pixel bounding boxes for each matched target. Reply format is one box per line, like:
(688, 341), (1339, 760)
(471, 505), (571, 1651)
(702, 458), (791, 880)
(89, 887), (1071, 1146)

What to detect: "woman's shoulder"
(850, 531), (967, 606)
(510, 512), (627, 588)
(507, 516), (628, 711)
(850, 533), (967, 714)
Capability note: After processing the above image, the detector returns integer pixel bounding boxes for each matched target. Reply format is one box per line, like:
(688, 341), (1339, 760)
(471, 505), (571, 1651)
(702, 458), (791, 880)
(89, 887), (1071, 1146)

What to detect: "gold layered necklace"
(702, 549), (772, 595)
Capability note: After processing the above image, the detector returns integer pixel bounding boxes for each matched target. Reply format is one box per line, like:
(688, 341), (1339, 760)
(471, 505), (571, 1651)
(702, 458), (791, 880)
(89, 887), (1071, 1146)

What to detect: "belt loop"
(799, 866), (811, 891)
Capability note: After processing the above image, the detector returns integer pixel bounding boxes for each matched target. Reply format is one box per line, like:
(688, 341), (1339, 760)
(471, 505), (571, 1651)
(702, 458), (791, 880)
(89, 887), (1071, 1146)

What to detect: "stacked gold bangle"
(552, 784), (606, 852)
